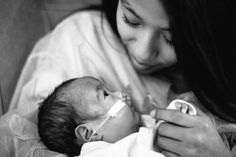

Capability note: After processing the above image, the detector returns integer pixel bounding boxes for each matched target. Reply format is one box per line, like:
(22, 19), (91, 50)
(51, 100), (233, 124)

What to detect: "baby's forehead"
(79, 77), (101, 88)
(68, 77), (107, 116)
(68, 77), (101, 101)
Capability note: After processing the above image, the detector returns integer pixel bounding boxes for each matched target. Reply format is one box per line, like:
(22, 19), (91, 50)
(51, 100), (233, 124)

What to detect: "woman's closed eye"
(122, 14), (141, 28)
(161, 33), (173, 46)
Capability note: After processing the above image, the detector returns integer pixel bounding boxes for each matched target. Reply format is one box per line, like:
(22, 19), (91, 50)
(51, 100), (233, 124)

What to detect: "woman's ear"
(74, 124), (103, 142)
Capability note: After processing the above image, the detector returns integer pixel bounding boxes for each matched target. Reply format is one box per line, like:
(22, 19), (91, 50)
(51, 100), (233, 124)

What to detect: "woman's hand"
(153, 107), (234, 157)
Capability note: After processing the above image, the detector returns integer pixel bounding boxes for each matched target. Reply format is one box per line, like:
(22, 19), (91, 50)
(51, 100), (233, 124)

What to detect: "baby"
(38, 76), (196, 156)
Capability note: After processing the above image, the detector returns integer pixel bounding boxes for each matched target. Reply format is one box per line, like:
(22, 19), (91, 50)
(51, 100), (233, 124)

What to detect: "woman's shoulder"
(47, 10), (115, 47)
(56, 10), (105, 33)
(33, 10), (112, 56)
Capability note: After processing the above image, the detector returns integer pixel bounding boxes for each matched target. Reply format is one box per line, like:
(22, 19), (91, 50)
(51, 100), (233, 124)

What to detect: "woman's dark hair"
(162, 0), (236, 122)
(101, 0), (119, 35)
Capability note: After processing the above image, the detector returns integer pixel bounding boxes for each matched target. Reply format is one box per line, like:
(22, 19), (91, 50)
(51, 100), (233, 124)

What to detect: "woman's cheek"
(117, 23), (135, 43)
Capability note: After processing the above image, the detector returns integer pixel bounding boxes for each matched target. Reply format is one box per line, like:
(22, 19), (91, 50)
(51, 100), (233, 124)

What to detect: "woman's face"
(116, 0), (176, 73)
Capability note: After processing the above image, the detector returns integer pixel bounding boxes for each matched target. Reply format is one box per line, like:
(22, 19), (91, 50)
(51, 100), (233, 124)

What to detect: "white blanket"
(80, 127), (165, 157)
(0, 111), (66, 157)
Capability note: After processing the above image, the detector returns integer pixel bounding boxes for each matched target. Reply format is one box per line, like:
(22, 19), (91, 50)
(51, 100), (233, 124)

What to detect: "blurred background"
(0, 0), (101, 115)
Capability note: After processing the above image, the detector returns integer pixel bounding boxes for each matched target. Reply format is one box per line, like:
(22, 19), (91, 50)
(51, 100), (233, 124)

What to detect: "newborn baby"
(38, 76), (196, 156)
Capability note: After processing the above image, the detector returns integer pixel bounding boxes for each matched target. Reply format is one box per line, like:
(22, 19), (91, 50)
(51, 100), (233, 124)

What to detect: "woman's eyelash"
(122, 15), (140, 28)
(162, 34), (173, 46)
(122, 14), (172, 46)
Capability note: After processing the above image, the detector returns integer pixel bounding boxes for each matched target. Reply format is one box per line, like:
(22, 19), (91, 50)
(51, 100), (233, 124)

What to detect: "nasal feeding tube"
(88, 98), (127, 141)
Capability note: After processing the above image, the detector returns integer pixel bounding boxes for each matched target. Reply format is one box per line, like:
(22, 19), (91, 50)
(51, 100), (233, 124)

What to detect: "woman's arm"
(154, 107), (234, 157)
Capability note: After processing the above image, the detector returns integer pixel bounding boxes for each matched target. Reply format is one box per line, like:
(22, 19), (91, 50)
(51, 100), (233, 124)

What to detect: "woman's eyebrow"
(121, 0), (142, 20)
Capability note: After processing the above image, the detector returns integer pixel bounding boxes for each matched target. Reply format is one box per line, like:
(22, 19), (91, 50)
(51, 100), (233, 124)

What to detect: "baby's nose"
(110, 91), (123, 100)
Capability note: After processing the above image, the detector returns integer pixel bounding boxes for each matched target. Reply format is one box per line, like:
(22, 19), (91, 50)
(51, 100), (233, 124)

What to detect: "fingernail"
(150, 110), (156, 117)
(175, 102), (182, 108)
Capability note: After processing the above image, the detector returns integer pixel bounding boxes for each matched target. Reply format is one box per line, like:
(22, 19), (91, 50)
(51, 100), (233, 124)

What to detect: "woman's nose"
(139, 30), (159, 59)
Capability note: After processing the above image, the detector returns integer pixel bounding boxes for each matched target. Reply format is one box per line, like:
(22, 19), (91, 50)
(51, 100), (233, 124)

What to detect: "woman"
(9, 0), (236, 156)
(102, 0), (236, 156)
(10, 0), (178, 114)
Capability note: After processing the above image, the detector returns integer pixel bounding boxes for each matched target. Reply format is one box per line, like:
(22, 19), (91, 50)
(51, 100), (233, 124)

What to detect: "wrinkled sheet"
(0, 110), (66, 157)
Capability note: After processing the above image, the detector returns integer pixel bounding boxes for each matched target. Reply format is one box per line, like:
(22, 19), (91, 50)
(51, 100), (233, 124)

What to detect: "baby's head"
(38, 76), (140, 156)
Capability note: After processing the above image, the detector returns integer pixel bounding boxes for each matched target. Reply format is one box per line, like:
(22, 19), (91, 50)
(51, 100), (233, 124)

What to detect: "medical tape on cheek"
(88, 100), (126, 141)
(107, 99), (126, 117)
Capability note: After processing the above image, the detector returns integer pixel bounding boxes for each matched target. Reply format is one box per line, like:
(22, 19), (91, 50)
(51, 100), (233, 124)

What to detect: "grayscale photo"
(0, 0), (236, 157)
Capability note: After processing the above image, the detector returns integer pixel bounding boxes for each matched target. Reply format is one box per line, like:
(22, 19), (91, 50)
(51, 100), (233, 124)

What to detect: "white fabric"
(9, 11), (171, 116)
(0, 111), (66, 157)
(80, 117), (165, 157)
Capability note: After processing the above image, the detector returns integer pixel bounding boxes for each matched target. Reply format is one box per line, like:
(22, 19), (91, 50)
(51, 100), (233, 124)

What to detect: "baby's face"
(70, 77), (141, 142)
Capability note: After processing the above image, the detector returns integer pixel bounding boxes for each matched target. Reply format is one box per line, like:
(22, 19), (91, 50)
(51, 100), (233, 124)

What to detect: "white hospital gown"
(9, 11), (171, 115)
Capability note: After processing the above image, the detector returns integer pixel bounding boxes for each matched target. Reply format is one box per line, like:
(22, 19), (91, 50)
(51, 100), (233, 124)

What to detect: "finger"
(155, 108), (197, 127)
(158, 122), (187, 140)
(157, 136), (182, 155)
(161, 149), (179, 157)
(181, 103), (188, 113)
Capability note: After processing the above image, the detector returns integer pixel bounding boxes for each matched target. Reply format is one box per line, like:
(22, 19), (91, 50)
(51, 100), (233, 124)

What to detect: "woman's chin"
(133, 63), (156, 74)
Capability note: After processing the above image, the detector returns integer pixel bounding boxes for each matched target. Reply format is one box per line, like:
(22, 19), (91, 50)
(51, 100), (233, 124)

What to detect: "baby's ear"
(74, 124), (103, 142)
